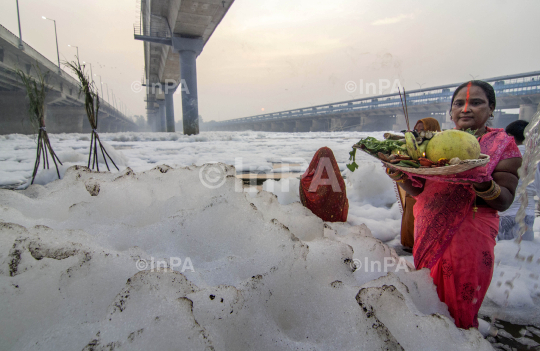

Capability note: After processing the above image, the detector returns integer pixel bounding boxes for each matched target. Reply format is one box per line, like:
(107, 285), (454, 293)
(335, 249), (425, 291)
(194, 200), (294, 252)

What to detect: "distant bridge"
(0, 25), (136, 135)
(206, 71), (540, 132)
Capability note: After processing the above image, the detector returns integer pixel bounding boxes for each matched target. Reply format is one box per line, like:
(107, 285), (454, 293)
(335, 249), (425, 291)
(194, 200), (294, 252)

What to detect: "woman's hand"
(385, 168), (407, 183)
(386, 167), (425, 196)
(475, 157), (521, 211)
(472, 180), (493, 192)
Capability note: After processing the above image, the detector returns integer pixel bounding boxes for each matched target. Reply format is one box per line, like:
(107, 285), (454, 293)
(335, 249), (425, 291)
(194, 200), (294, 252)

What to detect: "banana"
(417, 140), (429, 158)
(399, 160), (420, 168)
(404, 131), (421, 160)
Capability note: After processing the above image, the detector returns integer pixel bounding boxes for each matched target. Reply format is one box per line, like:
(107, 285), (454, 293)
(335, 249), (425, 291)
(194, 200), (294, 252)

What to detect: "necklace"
(475, 127), (488, 140)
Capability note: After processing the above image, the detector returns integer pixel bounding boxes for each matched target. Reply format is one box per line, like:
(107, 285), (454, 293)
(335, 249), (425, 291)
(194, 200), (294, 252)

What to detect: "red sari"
(300, 147), (348, 222)
(413, 128), (521, 329)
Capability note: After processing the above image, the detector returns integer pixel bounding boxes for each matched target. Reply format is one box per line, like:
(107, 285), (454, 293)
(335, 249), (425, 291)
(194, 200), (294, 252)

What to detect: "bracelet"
(482, 182), (501, 201)
(474, 180), (494, 195)
(475, 180), (501, 201)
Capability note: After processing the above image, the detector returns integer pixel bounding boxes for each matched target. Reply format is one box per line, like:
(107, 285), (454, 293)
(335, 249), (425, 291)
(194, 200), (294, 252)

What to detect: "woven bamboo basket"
(353, 145), (490, 175)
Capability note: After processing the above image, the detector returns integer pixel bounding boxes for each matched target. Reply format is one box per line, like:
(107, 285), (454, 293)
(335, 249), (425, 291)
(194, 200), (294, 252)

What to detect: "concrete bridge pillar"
(157, 99), (167, 132)
(98, 118), (111, 133)
(519, 104), (537, 122)
(164, 87), (176, 132)
(115, 121), (123, 132)
(342, 117), (362, 131)
(252, 124), (262, 131)
(45, 106), (86, 133)
(95, 112), (109, 133)
(360, 116), (372, 130)
(295, 120), (312, 132)
(0, 91), (34, 134)
(82, 115), (92, 133)
(146, 111), (155, 132)
(146, 95), (158, 132)
(261, 122), (272, 131)
(330, 118), (343, 131)
(311, 118), (329, 132)
(172, 37), (204, 135)
(108, 121), (119, 133)
(283, 121), (295, 132)
(392, 114), (406, 131)
(271, 122), (284, 132)
(330, 117), (361, 131)
(491, 111), (502, 128)
(441, 111), (454, 130)
(116, 121), (126, 133)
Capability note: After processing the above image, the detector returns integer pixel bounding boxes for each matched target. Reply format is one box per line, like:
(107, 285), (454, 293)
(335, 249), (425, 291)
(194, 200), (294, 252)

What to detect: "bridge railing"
(1, 24), (133, 124)
(0, 24), (82, 89)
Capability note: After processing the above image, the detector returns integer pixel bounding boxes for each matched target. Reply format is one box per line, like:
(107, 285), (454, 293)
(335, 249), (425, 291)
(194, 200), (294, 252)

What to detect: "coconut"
(425, 130), (480, 163)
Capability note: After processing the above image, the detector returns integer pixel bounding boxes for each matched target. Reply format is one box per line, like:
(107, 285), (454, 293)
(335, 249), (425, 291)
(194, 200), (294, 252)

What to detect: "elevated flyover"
(134, 0), (234, 135)
(207, 71), (540, 133)
(0, 25), (136, 135)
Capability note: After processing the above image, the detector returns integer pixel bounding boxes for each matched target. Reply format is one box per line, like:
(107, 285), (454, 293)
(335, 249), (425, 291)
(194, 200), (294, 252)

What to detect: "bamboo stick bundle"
(16, 64), (62, 184)
(65, 56), (118, 172)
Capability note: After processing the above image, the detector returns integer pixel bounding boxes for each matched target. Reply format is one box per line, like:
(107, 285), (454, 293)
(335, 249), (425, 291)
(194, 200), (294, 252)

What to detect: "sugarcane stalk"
(398, 88), (421, 160)
(88, 131), (94, 168)
(66, 57), (119, 172)
(17, 64), (62, 184)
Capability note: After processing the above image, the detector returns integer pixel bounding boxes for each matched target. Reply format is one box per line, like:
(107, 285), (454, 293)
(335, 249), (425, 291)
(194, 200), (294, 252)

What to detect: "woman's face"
(451, 85), (494, 131)
(414, 121), (425, 132)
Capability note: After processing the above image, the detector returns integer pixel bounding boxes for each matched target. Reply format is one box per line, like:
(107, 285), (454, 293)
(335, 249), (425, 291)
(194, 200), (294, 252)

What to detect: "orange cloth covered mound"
(299, 147), (348, 222)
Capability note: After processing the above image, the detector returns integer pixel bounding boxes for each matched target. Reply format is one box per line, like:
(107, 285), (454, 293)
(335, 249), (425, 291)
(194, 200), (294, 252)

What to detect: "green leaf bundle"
(346, 137), (406, 172)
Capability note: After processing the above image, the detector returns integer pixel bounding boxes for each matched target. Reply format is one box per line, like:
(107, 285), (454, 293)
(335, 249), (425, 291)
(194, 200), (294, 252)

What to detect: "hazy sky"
(2, 0), (539, 122)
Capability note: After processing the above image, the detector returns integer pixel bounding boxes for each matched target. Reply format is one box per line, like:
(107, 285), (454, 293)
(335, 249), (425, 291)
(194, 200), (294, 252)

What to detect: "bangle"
(475, 180), (501, 201)
(474, 180), (494, 195)
(483, 182), (501, 201)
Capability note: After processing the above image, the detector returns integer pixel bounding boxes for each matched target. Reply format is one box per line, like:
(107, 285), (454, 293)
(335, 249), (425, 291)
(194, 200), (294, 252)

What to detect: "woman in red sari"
(387, 81), (521, 329)
(300, 147), (348, 222)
